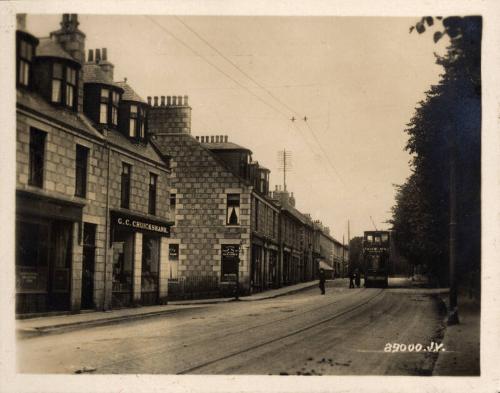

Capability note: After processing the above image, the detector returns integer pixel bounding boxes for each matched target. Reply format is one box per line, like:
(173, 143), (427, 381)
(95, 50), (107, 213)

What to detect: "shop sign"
(221, 245), (239, 258)
(169, 244), (179, 260)
(111, 211), (170, 236)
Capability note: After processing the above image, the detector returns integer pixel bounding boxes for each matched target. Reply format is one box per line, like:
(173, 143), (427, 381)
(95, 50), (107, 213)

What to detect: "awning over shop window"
(16, 190), (84, 222)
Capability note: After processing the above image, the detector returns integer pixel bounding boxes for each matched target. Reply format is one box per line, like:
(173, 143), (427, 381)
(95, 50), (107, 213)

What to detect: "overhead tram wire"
(146, 16), (321, 166)
(174, 16), (304, 117)
(173, 16), (346, 188)
(147, 16), (345, 188)
(145, 16), (290, 123)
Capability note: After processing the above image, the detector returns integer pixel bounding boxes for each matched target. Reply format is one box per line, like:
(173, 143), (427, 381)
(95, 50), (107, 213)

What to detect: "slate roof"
(17, 89), (104, 140)
(83, 63), (124, 90)
(201, 141), (252, 153)
(106, 129), (167, 167)
(36, 37), (77, 63)
(115, 81), (146, 103)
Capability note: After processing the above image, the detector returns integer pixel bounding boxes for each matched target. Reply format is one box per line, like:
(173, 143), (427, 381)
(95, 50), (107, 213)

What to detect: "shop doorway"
(81, 223), (96, 309)
(141, 235), (160, 305)
(112, 231), (134, 308)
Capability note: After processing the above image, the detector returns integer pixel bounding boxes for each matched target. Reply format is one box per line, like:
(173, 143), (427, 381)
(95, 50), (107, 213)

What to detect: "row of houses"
(15, 14), (348, 316)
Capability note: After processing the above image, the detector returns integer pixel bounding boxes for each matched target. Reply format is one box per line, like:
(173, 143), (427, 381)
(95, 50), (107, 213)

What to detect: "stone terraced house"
(15, 14), (172, 315)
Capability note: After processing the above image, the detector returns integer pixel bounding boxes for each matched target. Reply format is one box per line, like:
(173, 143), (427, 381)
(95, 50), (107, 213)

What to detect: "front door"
(81, 223), (96, 309)
(48, 221), (72, 311)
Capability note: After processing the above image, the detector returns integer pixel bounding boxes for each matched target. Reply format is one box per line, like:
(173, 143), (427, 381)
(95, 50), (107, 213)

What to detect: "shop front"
(16, 190), (83, 314)
(110, 210), (170, 308)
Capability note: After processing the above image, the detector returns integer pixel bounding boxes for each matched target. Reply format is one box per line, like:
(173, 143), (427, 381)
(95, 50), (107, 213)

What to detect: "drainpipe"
(103, 142), (111, 311)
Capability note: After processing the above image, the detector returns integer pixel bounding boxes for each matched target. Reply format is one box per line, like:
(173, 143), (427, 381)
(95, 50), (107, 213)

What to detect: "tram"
(362, 231), (390, 288)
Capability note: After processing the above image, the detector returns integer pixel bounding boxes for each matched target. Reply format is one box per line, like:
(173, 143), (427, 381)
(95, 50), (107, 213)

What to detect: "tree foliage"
(390, 16), (481, 285)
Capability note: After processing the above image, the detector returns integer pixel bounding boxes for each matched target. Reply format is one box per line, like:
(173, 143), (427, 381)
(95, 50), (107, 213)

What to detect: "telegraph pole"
(448, 128), (459, 325)
(277, 149), (292, 191)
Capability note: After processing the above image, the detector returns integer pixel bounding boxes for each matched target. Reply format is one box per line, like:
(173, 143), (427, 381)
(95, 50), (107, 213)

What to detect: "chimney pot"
(88, 49), (94, 62)
(201, 136), (205, 143)
(95, 48), (101, 63)
(167, 96), (171, 106)
(161, 96), (165, 106)
(224, 135), (228, 142)
(177, 96), (182, 106)
(154, 96), (159, 107)
(210, 136), (215, 143)
(147, 96), (152, 106)
(184, 95), (189, 106)
(172, 96), (177, 106)
(17, 14), (27, 31)
(102, 48), (107, 61)
(195, 136), (200, 141)
(215, 136), (220, 143)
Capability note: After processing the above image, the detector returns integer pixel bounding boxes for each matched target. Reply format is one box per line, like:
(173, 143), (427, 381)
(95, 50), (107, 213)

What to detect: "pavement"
(17, 279), (332, 339)
(432, 292), (480, 376)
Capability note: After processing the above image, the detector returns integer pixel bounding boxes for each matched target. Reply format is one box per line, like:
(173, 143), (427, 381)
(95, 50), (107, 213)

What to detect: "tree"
(390, 16), (481, 290)
(348, 237), (364, 273)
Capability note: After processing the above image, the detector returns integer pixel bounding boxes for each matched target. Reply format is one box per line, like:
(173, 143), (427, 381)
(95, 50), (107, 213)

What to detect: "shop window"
(168, 244), (179, 281)
(226, 194), (240, 225)
(129, 104), (137, 138)
(121, 163), (131, 209)
(100, 88), (109, 124)
(148, 173), (157, 215)
(17, 39), (33, 87)
(29, 128), (46, 188)
(75, 144), (89, 198)
(16, 220), (49, 293)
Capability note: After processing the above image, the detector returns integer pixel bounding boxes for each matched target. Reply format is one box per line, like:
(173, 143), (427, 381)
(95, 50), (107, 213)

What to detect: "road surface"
(17, 278), (446, 375)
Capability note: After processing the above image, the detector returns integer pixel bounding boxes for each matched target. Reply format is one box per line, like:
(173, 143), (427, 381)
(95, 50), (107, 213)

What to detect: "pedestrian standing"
(349, 269), (355, 288)
(318, 268), (326, 295)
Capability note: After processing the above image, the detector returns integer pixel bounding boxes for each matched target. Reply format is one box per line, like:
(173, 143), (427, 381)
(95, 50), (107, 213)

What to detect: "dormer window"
(100, 88), (109, 124)
(111, 91), (119, 126)
(18, 39), (34, 87)
(129, 104), (137, 137)
(66, 68), (77, 107)
(51, 62), (78, 109)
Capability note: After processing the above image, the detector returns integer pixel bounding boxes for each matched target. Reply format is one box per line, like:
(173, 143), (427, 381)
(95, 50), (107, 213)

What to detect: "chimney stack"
(147, 96), (152, 106)
(102, 47), (107, 61)
(50, 14), (86, 63)
(95, 48), (101, 63)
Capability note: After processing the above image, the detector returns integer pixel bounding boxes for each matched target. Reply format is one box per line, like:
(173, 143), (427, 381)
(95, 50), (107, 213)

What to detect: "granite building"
(15, 14), (172, 315)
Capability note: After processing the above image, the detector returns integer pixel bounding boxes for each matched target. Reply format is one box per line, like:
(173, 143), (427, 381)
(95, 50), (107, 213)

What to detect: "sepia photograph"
(1, 1), (499, 392)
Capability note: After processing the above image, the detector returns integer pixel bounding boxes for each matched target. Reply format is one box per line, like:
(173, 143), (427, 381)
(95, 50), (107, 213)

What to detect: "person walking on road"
(355, 268), (361, 288)
(318, 268), (326, 295)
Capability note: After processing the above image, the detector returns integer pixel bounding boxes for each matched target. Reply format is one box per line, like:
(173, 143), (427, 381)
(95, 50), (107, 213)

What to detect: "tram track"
(92, 288), (382, 373)
(176, 289), (384, 374)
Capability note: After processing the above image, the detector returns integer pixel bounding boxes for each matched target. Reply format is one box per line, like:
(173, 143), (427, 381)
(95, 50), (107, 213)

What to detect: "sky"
(26, 14), (448, 241)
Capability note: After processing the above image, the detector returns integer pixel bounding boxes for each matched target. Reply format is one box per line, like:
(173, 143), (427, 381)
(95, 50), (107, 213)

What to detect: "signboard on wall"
(221, 245), (239, 258)
(110, 211), (171, 237)
(221, 245), (240, 282)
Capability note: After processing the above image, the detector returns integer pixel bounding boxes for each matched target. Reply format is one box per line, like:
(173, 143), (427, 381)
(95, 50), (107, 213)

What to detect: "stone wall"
(151, 132), (253, 293)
